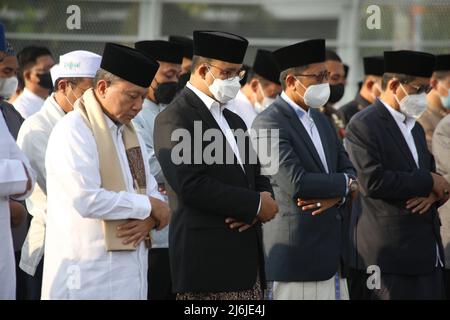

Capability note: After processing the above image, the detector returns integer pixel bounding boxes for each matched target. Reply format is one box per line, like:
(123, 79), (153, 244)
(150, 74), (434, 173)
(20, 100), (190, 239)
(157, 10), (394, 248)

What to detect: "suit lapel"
(412, 125), (428, 169)
(376, 100), (417, 168)
(277, 97), (326, 172)
(184, 87), (248, 177)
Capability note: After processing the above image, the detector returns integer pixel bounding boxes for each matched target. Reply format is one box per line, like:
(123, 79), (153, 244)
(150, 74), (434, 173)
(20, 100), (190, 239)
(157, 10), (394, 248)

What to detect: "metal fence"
(2, 0), (450, 100)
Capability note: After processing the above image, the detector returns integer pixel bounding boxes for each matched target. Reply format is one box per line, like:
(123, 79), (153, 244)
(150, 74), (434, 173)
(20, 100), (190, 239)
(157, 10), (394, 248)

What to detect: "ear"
(57, 79), (67, 92)
(23, 69), (32, 82)
(388, 78), (399, 93)
(250, 79), (259, 93)
(429, 77), (438, 90)
(197, 64), (208, 79)
(365, 78), (374, 90)
(285, 74), (297, 90)
(96, 79), (108, 97)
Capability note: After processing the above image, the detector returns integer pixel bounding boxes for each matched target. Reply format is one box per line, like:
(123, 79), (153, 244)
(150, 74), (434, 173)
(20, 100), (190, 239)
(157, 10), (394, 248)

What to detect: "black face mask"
(328, 83), (345, 104)
(154, 81), (178, 105)
(37, 72), (54, 92)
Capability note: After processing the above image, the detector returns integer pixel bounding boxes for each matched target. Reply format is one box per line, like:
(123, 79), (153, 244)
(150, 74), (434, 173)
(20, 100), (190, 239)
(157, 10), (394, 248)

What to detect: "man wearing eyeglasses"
(345, 50), (450, 300)
(251, 39), (357, 300)
(154, 30), (278, 300)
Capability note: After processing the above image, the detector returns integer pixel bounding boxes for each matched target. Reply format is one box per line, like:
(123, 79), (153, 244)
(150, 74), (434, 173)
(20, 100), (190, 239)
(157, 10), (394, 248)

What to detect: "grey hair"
(93, 68), (122, 87)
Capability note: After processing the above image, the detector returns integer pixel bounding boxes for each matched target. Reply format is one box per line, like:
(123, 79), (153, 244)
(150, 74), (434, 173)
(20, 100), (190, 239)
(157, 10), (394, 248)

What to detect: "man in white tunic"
(18, 51), (101, 285)
(41, 43), (170, 300)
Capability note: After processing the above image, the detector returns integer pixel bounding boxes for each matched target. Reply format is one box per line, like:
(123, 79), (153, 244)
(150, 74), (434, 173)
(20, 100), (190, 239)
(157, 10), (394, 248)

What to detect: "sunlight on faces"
(57, 77), (94, 108)
(388, 76), (431, 101)
(96, 78), (148, 124)
(251, 78), (281, 104)
(436, 73), (450, 97)
(0, 55), (19, 78)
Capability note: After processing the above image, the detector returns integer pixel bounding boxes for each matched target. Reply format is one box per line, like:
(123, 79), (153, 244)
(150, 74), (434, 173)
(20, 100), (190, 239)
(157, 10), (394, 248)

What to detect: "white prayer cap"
(50, 50), (102, 84)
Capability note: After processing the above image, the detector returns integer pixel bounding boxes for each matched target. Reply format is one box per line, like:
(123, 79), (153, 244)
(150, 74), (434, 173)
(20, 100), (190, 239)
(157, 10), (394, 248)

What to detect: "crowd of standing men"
(1, 21), (450, 300)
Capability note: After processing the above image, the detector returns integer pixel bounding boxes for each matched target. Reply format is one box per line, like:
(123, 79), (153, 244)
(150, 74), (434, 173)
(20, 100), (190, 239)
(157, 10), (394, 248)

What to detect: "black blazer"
(251, 96), (356, 282)
(154, 87), (273, 293)
(345, 99), (443, 275)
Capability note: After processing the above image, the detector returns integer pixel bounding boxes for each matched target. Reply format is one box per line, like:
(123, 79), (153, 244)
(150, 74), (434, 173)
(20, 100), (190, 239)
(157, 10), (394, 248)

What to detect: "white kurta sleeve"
(45, 115), (151, 221)
(0, 115), (35, 199)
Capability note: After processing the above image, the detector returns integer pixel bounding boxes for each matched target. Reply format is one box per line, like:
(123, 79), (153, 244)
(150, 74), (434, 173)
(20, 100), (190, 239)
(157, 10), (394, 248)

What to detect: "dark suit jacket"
(345, 99), (443, 275)
(154, 87), (273, 293)
(337, 93), (371, 127)
(251, 95), (356, 282)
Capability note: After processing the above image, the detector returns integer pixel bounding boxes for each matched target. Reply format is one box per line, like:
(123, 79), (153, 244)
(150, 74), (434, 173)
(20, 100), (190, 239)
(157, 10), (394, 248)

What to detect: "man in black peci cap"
(227, 49), (281, 129)
(154, 31), (278, 300)
(337, 56), (384, 129)
(169, 35), (194, 94)
(345, 50), (450, 300)
(41, 43), (170, 299)
(251, 39), (356, 300)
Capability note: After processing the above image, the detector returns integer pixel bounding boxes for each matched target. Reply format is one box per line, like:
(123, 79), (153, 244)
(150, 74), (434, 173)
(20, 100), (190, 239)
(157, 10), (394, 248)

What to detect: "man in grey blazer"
(433, 113), (450, 298)
(251, 39), (357, 300)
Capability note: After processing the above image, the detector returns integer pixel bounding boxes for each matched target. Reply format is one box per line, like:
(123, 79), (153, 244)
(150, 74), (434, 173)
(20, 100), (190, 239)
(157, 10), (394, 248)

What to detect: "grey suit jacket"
(433, 114), (450, 267)
(251, 95), (356, 282)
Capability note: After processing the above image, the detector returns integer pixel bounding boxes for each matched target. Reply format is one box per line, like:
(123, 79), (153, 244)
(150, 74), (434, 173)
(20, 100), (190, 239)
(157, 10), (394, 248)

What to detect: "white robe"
(17, 94), (66, 275)
(13, 88), (45, 119)
(41, 109), (163, 300)
(226, 90), (258, 130)
(0, 113), (35, 299)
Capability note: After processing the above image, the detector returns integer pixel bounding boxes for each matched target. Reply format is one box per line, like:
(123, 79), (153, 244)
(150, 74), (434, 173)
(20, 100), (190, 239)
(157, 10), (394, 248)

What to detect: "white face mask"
(0, 76), (18, 99)
(254, 82), (275, 113)
(440, 89), (450, 109)
(295, 78), (330, 109)
(394, 83), (427, 119)
(206, 69), (241, 104)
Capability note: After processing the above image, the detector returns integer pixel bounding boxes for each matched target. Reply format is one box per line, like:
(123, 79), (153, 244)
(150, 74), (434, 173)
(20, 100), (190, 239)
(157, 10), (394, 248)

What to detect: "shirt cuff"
(256, 195), (262, 216)
(130, 193), (152, 220)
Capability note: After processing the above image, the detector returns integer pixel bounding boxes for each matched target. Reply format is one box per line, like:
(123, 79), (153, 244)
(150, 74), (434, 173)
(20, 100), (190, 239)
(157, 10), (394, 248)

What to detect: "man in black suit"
(346, 50), (450, 300)
(251, 39), (357, 300)
(154, 30), (278, 300)
(337, 56), (384, 129)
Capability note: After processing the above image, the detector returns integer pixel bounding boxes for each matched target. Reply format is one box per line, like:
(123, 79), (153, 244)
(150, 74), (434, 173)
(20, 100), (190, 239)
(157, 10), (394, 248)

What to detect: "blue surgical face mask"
(440, 89), (450, 109)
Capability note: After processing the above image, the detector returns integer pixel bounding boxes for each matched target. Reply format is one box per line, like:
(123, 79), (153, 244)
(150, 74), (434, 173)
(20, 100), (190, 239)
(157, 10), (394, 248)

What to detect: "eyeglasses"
(294, 70), (329, 83)
(401, 81), (432, 95)
(207, 64), (246, 81)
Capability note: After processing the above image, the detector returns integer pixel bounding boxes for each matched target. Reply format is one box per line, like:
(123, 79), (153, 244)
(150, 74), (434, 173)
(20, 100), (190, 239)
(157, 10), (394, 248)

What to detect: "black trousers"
(444, 269), (450, 300)
(347, 268), (370, 300)
(14, 251), (43, 300)
(147, 248), (175, 300)
(369, 268), (445, 300)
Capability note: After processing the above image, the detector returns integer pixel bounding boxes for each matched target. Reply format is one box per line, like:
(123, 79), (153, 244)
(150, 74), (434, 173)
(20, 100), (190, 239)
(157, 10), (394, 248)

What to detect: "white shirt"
(281, 91), (329, 173)
(0, 113), (35, 300)
(187, 82), (244, 170)
(226, 90), (258, 130)
(17, 94), (66, 275)
(13, 88), (46, 119)
(41, 108), (162, 300)
(380, 99), (419, 168)
(186, 82), (261, 216)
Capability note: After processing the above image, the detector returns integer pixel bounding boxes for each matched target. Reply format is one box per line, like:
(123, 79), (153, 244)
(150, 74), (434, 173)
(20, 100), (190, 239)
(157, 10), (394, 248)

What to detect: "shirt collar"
(281, 91), (312, 119)
(104, 111), (124, 134)
(186, 81), (224, 112)
(379, 98), (416, 131)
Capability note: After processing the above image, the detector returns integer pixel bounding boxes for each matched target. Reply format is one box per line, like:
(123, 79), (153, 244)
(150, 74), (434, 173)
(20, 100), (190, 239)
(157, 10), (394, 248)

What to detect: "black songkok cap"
(363, 56), (384, 76)
(193, 30), (248, 64)
(101, 43), (159, 88)
(168, 35), (194, 60)
(434, 54), (450, 72)
(252, 49), (281, 85)
(135, 40), (184, 64)
(384, 50), (435, 78)
(273, 39), (326, 72)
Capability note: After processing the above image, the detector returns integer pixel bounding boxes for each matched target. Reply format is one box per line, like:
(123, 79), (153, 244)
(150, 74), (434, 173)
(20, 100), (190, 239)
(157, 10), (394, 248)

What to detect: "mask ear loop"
(294, 76), (308, 102)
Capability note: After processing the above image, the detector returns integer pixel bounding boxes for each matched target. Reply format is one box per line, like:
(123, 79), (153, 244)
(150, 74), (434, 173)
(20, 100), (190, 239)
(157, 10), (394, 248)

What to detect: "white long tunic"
(0, 113), (35, 300)
(41, 109), (163, 300)
(17, 94), (66, 275)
